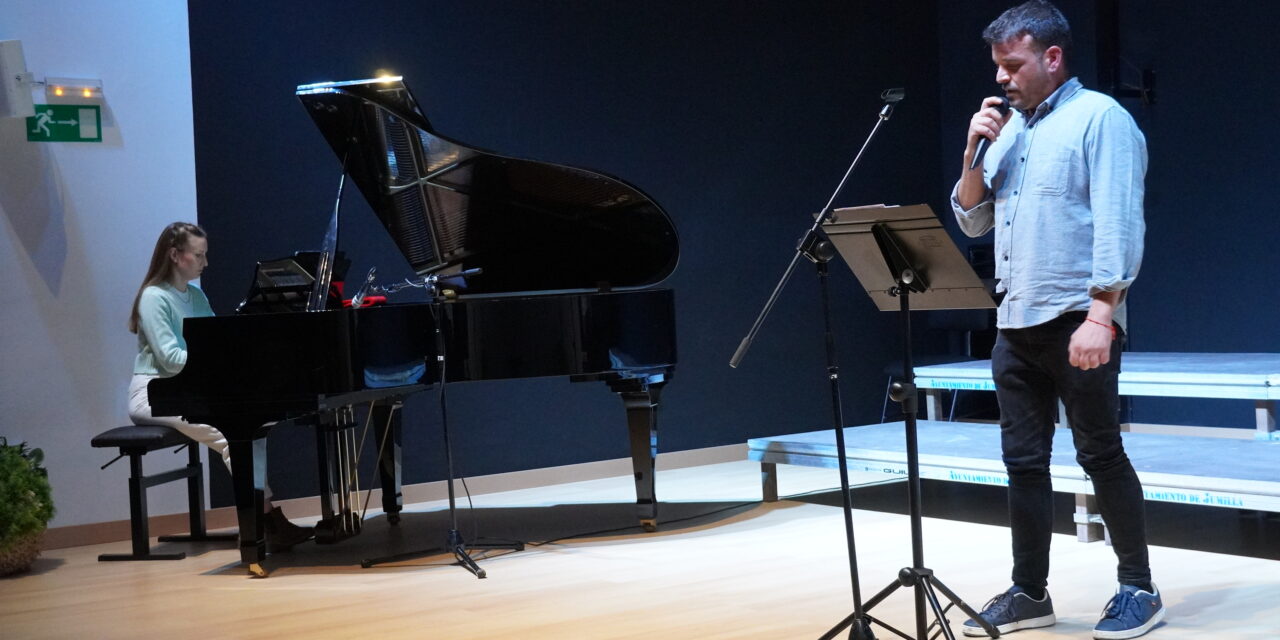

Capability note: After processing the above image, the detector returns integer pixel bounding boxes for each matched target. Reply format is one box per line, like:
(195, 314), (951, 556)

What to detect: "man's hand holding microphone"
(957, 96), (1012, 209)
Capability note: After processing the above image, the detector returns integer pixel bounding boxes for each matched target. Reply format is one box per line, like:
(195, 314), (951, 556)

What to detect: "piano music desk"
(749, 352), (1280, 542)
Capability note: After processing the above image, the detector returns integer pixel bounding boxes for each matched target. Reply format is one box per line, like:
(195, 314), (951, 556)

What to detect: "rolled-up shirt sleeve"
(1085, 106), (1147, 297)
(950, 180), (996, 238)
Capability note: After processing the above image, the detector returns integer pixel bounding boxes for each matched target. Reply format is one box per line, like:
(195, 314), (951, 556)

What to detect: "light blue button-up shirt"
(951, 77), (1146, 331)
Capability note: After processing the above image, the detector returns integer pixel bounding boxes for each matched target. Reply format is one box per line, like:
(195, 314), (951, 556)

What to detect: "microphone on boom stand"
(730, 87), (907, 640)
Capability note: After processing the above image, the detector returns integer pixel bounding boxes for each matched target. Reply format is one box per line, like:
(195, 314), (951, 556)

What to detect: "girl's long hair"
(128, 222), (206, 335)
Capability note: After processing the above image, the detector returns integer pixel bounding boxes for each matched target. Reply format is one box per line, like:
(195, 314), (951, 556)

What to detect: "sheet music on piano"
(237, 251), (349, 314)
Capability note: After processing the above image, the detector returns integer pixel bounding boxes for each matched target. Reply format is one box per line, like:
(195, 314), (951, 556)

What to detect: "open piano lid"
(296, 77), (679, 296)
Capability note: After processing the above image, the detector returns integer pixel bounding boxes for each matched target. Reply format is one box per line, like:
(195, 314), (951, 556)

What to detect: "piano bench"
(90, 425), (237, 561)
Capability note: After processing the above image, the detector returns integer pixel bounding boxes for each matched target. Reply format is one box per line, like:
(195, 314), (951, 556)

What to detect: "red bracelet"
(1086, 317), (1116, 340)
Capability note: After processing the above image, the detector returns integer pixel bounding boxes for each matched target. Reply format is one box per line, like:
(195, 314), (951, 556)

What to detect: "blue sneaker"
(962, 586), (1056, 637)
(1093, 583), (1166, 639)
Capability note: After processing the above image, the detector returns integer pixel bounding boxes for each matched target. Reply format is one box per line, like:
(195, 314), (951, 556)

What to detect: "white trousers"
(129, 374), (232, 473)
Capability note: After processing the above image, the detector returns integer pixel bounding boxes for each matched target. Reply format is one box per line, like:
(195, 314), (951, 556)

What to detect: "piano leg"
(227, 432), (268, 577)
(611, 378), (666, 532)
(373, 401), (404, 525)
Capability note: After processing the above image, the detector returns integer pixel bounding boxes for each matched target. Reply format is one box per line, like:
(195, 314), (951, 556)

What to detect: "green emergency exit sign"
(26, 104), (102, 142)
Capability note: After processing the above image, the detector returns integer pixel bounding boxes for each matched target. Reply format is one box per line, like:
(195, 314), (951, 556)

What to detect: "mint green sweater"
(134, 283), (214, 377)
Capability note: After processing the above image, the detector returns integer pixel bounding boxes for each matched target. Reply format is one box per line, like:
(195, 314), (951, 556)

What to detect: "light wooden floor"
(2, 461), (1276, 639)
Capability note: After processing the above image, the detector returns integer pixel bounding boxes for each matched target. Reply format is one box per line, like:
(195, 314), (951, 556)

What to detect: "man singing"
(951, 2), (1163, 638)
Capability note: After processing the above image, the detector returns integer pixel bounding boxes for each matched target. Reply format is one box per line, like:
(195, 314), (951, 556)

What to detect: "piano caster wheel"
(387, 513), (401, 526)
(640, 519), (658, 533)
(247, 562), (269, 578)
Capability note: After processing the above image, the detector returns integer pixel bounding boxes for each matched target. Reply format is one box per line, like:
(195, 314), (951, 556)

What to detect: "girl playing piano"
(127, 221), (311, 551)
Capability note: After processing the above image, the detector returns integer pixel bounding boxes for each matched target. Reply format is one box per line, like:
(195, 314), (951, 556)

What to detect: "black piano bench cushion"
(91, 425), (192, 452)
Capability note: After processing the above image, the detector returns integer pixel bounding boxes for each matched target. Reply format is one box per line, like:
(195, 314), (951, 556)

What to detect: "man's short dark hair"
(983, 0), (1072, 59)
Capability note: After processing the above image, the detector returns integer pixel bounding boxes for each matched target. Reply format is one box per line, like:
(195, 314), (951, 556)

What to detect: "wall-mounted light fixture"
(0, 40), (106, 118)
(45, 77), (104, 101)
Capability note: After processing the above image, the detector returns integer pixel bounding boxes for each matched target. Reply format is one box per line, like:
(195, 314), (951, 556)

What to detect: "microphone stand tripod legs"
(809, 246), (876, 640)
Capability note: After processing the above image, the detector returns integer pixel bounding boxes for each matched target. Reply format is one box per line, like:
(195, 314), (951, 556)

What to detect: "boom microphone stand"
(730, 87), (906, 640)
(361, 270), (523, 577)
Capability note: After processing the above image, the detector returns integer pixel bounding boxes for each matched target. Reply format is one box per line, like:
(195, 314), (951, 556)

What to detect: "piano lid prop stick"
(308, 149), (350, 312)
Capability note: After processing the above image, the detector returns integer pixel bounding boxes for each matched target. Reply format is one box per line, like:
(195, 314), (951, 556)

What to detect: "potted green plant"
(0, 437), (55, 576)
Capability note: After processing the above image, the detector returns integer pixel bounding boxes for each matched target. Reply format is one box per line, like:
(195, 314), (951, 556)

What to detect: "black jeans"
(991, 311), (1150, 590)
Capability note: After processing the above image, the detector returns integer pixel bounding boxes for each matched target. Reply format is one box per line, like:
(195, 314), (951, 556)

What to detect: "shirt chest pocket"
(1027, 150), (1075, 197)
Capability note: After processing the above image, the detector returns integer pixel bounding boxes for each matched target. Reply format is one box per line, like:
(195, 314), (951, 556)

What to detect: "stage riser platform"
(913, 352), (1280, 439)
(749, 420), (1280, 542)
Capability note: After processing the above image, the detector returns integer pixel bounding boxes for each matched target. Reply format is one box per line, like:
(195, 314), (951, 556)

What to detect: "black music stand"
(817, 203), (998, 640)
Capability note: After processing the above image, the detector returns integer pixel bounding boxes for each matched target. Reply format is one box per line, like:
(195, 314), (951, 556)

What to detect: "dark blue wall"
(188, 1), (1280, 502)
(1105, 1), (1280, 427)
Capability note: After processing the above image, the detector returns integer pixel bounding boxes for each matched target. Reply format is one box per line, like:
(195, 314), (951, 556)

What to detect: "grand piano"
(150, 77), (679, 577)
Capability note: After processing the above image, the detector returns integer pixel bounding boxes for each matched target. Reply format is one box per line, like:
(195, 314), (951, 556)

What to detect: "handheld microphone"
(969, 97), (1010, 171)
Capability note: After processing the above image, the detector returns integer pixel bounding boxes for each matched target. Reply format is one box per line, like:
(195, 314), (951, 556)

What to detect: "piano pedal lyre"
(315, 405), (362, 543)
